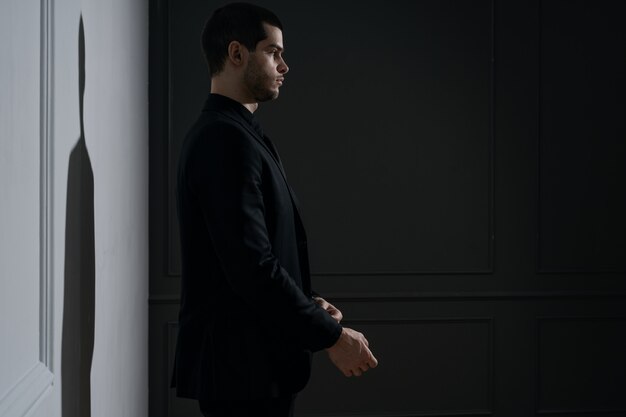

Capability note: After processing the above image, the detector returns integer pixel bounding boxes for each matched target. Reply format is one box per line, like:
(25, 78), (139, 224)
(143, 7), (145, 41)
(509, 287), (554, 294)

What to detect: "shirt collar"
(204, 93), (264, 137)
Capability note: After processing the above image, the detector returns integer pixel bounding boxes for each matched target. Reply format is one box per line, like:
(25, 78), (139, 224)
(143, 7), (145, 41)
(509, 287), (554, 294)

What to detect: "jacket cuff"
(328, 322), (343, 348)
(318, 321), (343, 351)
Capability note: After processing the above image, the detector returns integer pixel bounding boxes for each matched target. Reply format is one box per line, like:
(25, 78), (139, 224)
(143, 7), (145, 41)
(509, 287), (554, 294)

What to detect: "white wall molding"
(0, 0), (53, 407)
(39, 0), (54, 373)
(0, 364), (53, 417)
(0, 0), (56, 416)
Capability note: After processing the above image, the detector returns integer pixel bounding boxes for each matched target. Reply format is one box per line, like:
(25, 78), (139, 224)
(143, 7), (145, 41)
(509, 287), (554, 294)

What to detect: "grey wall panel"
(148, 1), (626, 416)
(160, 317), (493, 417)
(296, 319), (493, 416)
(537, 317), (626, 413)
(261, 0), (494, 275)
(537, 0), (626, 273)
(165, 0), (213, 277)
(163, 0), (494, 276)
(151, 297), (626, 417)
(166, 322), (203, 417)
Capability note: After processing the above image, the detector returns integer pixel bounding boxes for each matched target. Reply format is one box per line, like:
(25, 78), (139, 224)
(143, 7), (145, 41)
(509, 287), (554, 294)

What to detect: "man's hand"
(313, 296), (343, 323)
(326, 327), (378, 377)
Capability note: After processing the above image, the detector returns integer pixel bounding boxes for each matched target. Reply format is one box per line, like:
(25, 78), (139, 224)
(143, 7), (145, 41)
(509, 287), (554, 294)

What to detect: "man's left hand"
(313, 297), (343, 323)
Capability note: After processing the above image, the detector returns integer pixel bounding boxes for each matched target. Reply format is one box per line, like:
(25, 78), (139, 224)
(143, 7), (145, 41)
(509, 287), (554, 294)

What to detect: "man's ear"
(227, 41), (247, 67)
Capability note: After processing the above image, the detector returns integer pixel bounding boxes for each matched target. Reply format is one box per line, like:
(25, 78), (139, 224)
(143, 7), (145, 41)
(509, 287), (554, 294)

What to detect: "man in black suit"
(172, 3), (378, 417)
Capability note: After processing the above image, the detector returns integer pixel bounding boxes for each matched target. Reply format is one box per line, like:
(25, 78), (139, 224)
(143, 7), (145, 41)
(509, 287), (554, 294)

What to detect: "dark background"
(149, 1), (626, 416)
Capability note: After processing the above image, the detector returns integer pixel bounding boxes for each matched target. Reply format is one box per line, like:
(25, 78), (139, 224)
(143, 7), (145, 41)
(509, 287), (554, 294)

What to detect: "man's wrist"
(326, 325), (344, 350)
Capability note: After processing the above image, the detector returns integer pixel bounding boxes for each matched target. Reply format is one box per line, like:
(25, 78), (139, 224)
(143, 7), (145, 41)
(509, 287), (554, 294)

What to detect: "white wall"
(0, 0), (149, 416)
(81, 0), (149, 414)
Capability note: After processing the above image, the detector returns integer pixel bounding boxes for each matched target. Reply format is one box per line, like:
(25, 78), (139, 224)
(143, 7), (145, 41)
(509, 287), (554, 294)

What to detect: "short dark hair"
(201, 2), (283, 77)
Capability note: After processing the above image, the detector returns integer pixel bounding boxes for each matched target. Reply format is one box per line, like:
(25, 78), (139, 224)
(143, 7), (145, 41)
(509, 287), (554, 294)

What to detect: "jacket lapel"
(212, 110), (305, 215)
(220, 112), (286, 171)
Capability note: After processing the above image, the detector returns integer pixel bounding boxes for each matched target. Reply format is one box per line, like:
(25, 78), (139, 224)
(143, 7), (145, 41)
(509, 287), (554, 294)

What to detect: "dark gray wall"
(149, 1), (626, 416)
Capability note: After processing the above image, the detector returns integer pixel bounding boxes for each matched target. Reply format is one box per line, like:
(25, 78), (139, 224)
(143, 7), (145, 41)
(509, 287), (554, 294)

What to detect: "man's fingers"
(367, 351), (379, 368)
(314, 297), (330, 310)
(317, 299), (344, 323)
(327, 326), (377, 378)
(326, 302), (343, 323)
(331, 310), (343, 322)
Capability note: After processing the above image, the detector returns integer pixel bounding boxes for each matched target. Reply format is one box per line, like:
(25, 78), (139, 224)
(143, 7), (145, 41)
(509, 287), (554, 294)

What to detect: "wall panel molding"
(39, 0), (53, 373)
(536, 317), (626, 414)
(536, 0), (626, 274)
(0, 363), (54, 417)
(149, 291), (626, 305)
(293, 412), (491, 417)
(164, 0), (178, 278)
(165, 322), (176, 417)
(0, 1), (54, 414)
(165, 322), (202, 417)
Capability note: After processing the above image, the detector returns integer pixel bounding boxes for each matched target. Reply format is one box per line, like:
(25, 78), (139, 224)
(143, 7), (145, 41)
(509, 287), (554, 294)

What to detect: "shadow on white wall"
(61, 14), (95, 417)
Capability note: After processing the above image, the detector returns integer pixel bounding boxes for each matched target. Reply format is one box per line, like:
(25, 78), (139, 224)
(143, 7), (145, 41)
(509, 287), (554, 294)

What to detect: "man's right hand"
(326, 327), (378, 377)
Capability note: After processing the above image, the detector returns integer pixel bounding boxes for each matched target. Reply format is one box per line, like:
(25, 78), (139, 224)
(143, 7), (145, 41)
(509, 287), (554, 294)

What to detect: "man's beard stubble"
(244, 56), (279, 102)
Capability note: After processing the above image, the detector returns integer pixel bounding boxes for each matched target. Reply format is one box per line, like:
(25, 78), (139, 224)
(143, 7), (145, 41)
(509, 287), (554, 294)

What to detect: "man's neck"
(210, 81), (258, 113)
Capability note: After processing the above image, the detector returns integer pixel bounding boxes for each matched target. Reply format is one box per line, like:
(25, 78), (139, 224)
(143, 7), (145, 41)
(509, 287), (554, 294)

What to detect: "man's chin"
(255, 89), (280, 103)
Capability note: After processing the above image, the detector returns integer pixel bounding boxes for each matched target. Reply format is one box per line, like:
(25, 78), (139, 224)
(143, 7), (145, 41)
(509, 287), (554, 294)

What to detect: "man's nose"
(278, 58), (289, 75)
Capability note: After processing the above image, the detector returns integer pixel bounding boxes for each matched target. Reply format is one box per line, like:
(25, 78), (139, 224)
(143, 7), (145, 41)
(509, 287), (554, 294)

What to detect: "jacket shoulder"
(181, 112), (258, 158)
(177, 111), (263, 185)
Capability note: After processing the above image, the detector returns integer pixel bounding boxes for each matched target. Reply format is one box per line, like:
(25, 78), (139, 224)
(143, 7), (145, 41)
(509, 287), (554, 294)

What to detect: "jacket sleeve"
(184, 122), (341, 352)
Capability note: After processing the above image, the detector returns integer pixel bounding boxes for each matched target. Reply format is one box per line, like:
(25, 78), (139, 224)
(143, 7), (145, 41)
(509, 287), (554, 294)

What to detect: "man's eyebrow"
(266, 43), (284, 51)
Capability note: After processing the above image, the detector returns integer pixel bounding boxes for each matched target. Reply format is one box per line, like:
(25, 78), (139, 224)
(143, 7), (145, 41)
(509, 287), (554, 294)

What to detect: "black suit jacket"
(172, 94), (342, 401)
